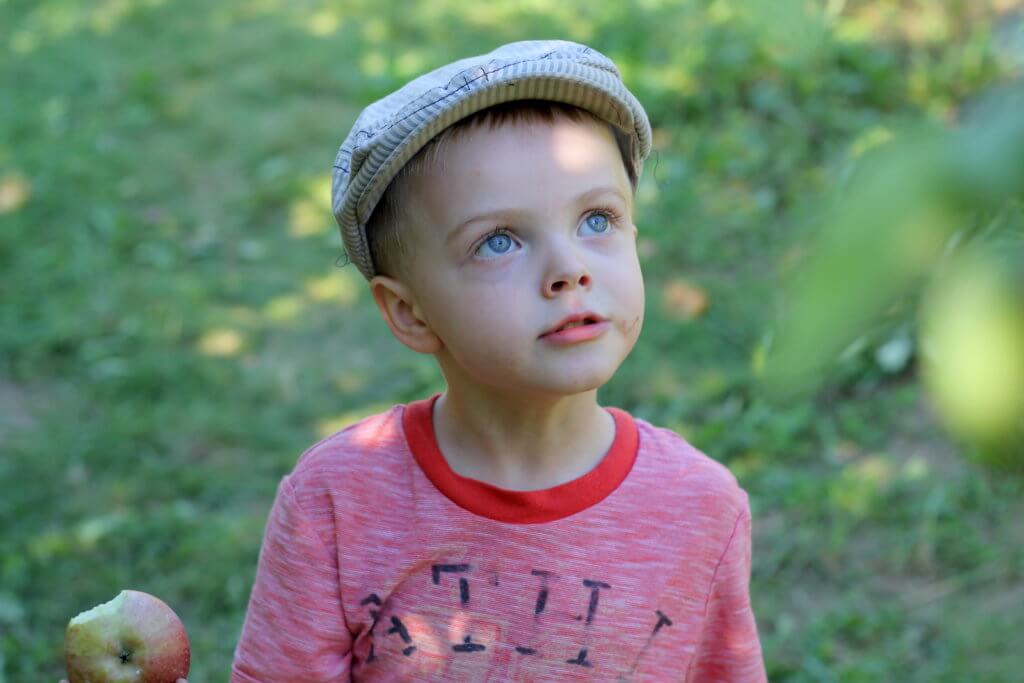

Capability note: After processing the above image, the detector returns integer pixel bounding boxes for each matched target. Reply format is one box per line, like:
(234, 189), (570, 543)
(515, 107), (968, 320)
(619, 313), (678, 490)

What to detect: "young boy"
(231, 40), (765, 682)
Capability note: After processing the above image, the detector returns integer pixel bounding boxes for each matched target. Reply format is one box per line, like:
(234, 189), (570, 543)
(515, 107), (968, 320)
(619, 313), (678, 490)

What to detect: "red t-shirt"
(231, 394), (765, 682)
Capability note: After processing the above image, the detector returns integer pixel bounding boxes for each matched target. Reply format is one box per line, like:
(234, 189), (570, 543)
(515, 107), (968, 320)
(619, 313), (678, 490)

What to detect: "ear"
(369, 275), (443, 354)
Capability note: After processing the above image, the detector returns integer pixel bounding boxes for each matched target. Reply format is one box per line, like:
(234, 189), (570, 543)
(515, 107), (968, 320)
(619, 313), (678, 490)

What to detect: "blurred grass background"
(2, 0), (1023, 680)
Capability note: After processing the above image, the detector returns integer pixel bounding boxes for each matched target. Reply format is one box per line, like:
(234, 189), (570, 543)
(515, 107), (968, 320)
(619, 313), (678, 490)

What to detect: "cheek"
(618, 290), (645, 341)
(623, 298), (644, 335)
(429, 284), (531, 348)
(435, 293), (535, 381)
(632, 269), (646, 328)
(610, 254), (645, 338)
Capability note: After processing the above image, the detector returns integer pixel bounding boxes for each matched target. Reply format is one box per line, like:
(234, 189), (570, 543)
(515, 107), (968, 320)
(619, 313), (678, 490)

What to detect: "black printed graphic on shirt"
(354, 561), (675, 679)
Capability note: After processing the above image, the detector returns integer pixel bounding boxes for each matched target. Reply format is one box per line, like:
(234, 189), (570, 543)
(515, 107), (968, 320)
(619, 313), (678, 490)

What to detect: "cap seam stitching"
(383, 53), (612, 136)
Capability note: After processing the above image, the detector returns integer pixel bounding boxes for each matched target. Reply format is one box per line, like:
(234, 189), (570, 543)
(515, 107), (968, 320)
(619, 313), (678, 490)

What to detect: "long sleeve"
(685, 502), (766, 683)
(231, 476), (353, 682)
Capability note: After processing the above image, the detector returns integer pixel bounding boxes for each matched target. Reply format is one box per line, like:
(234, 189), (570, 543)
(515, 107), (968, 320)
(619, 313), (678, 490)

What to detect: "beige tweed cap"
(331, 40), (652, 279)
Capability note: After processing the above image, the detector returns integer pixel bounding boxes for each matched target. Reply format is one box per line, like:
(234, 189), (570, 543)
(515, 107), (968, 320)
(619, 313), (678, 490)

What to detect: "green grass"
(2, 1), (1023, 680)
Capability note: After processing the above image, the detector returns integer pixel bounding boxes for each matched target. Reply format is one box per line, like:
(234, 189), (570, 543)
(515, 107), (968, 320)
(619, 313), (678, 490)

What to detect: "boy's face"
(389, 115), (644, 398)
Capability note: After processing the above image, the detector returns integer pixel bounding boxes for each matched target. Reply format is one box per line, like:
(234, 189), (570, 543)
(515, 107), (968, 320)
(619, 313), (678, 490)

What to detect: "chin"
(528, 365), (618, 396)
(454, 344), (628, 397)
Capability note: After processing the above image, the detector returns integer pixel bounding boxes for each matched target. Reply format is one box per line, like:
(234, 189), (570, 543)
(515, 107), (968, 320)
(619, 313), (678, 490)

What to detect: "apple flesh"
(64, 590), (190, 683)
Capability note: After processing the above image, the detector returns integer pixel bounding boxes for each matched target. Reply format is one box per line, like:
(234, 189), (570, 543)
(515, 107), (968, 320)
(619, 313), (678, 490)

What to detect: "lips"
(540, 311), (608, 337)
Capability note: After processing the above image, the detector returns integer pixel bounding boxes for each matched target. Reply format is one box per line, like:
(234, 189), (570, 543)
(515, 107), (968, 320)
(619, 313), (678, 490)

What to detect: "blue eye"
(583, 213), (610, 234)
(476, 230), (516, 257)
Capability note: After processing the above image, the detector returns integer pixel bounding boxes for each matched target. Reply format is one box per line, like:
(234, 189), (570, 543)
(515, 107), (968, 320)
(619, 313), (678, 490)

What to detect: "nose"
(542, 240), (592, 297)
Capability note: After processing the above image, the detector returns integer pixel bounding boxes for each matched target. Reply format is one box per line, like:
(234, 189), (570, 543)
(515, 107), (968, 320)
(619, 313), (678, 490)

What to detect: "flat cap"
(331, 40), (652, 279)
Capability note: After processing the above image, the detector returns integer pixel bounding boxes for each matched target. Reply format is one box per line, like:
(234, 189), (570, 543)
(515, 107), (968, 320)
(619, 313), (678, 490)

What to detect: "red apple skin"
(64, 590), (190, 683)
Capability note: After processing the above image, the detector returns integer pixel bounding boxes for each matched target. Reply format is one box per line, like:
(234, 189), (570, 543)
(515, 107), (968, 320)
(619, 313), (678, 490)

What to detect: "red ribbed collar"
(403, 393), (638, 524)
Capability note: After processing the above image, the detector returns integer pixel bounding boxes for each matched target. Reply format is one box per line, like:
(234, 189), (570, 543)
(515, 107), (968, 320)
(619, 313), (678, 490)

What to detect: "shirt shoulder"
(270, 403), (416, 537)
(286, 403), (407, 485)
(631, 415), (750, 523)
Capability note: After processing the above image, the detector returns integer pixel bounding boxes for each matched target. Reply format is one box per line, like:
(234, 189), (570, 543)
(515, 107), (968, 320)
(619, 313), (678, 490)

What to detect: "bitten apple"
(64, 590), (190, 683)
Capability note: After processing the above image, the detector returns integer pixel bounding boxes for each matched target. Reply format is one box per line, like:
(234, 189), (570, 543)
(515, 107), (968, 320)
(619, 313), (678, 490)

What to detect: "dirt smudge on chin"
(618, 315), (643, 336)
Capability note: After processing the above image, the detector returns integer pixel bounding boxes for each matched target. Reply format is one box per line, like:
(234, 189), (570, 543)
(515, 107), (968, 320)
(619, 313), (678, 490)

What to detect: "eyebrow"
(445, 185), (629, 247)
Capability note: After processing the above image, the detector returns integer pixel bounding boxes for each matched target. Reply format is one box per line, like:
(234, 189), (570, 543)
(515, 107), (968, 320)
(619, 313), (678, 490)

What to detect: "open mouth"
(542, 314), (607, 337)
(557, 317), (600, 331)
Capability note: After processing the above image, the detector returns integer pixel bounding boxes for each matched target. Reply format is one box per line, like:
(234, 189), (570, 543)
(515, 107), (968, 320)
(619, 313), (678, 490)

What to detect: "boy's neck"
(432, 386), (615, 491)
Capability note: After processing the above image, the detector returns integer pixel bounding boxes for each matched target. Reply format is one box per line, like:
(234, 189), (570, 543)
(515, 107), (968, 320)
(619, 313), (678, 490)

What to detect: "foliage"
(764, 86), (1024, 465)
